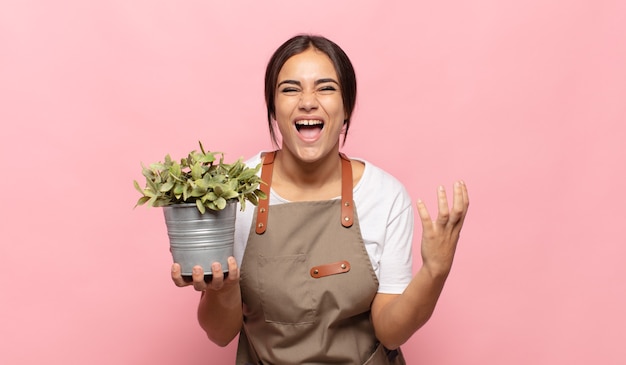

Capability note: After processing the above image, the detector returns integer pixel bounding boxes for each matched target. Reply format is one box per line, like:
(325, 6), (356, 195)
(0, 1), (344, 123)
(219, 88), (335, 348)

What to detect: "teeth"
(295, 119), (324, 126)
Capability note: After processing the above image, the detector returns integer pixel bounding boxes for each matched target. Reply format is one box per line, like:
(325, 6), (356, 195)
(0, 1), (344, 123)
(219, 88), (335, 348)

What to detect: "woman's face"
(274, 47), (346, 164)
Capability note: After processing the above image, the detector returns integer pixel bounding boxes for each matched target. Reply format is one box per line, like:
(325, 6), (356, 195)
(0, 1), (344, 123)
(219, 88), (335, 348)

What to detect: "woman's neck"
(271, 148), (343, 201)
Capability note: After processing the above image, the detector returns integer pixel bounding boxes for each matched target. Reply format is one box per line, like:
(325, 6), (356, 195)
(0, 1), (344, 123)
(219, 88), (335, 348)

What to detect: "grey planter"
(162, 202), (236, 281)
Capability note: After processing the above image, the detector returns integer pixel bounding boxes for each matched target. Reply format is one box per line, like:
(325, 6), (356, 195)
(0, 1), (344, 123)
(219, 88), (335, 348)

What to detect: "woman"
(171, 34), (469, 364)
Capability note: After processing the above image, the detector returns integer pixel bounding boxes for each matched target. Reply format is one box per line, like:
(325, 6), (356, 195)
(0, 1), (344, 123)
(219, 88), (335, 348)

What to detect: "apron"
(236, 151), (406, 365)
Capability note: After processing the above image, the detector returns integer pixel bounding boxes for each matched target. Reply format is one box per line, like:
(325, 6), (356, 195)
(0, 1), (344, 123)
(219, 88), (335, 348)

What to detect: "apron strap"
(255, 151), (275, 234)
(339, 153), (354, 228)
(254, 151), (354, 234)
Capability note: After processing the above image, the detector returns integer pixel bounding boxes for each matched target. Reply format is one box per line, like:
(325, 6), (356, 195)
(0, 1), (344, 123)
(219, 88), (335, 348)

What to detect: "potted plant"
(134, 141), (265, 281)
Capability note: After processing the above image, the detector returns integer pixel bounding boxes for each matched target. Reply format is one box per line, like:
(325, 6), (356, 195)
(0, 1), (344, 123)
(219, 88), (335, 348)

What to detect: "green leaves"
(134, 141), (265, 213)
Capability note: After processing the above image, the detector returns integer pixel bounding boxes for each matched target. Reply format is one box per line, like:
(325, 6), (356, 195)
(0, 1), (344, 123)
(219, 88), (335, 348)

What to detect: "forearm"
(372, 265), (449, 349)
(373, 180), (469, 348)
(197, 284), (243, 347)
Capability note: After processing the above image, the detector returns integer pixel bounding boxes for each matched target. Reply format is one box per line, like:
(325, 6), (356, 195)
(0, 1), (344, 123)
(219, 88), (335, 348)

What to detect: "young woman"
(171, 34), (470, 364)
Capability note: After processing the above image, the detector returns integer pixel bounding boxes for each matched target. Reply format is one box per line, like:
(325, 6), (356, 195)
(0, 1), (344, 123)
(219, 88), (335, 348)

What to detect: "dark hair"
(264, 34), (357, 146)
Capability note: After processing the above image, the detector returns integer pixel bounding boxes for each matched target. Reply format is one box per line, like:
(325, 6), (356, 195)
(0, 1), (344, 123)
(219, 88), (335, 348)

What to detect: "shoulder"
(352, 157), (411, 203)
(347, 156), (415, 294)
(349, 156), (413, 225)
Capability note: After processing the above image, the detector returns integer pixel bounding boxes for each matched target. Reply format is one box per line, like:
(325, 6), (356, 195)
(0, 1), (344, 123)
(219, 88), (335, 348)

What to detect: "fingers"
(171, 264), (210, 291)
(172, 257), (240, 293)
(436, 185), (450, 226)
(226, 256), (240, 281)
(418, 181), (469, 227)
(170, 262), (223, 291)
(208, 257), (240, 290)
(462, 180), (470, 209)
(416, 199), (432, 224)
(450, 181), (466, 224)
(192, 265), (208, 291)
(171, 263), (190, 287)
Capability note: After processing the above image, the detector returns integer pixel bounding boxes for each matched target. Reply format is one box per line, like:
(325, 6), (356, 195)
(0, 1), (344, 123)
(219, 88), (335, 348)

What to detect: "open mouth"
(295, 119), (324, 139)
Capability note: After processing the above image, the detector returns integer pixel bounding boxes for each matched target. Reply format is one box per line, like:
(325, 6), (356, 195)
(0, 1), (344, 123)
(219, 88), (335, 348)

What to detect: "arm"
(171, 256), (243, 346)
(371, 181), (469, 349)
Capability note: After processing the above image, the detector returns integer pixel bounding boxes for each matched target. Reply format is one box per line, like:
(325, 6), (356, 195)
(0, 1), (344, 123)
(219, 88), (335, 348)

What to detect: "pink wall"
(2, 1), (625, 363)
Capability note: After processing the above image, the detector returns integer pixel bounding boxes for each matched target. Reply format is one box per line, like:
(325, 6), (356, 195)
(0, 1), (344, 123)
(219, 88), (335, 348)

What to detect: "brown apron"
(236, 151), (406, 365)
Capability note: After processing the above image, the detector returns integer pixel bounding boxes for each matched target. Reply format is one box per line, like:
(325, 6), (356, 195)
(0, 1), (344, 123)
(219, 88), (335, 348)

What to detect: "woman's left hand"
(370, 181), (469, 348)
(416, 181), (470, 278)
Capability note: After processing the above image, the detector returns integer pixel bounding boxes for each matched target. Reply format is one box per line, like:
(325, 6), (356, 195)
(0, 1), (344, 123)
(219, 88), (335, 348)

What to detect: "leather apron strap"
(254, 151), (275, 234)
(339, 152), (354, 228)
(255, 151), (354, 234)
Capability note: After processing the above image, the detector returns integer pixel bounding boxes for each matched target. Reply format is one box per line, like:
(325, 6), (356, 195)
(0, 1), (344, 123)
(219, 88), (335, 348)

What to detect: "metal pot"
(162, 202), (236, 280)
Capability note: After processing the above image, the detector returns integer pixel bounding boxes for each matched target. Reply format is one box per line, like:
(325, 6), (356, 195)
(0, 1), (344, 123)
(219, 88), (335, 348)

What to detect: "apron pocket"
(257, 253), (316, 324)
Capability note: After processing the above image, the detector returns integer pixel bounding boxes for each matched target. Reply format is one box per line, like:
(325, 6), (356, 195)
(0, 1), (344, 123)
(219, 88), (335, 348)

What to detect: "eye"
(317, 85), (338, 94)
(280, 87), (300, 95)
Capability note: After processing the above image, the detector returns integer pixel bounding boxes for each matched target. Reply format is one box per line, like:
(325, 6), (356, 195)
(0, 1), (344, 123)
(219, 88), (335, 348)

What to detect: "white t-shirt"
(234, 152), (414, 294)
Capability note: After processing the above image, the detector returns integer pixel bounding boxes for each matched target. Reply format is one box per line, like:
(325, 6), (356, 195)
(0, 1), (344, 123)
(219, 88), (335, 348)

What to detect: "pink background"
(2, 1), (625, 364)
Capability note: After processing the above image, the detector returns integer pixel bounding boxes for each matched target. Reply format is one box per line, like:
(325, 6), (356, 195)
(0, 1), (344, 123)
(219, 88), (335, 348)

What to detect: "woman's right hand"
(172, 256), (243, 346)
(171, 256), (240, 292)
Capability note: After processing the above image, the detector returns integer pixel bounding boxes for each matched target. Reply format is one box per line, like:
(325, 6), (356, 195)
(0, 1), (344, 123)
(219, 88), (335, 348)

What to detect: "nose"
(298, 91), (318, 111)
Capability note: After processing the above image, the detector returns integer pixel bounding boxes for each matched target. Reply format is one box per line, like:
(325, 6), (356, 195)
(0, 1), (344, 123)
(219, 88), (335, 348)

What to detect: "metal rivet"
(313, 269), (319, 275)
(260, 208), (266, 213)
(344, 201), (350, 206)
(258, 223), (264, 228)
(341, 263), (346, 269)
(344, 216), (350, 221)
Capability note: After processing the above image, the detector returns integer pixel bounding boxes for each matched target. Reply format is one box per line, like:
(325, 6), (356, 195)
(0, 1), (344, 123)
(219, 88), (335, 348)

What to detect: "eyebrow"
(277, 78), (340, 88)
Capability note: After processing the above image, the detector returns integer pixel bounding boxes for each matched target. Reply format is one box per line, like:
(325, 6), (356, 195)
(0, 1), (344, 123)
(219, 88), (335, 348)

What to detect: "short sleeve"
(353, 161), (414, 294)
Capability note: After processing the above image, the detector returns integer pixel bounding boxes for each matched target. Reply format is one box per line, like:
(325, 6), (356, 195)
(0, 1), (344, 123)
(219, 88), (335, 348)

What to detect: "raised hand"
(416, 181), (469, 278)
